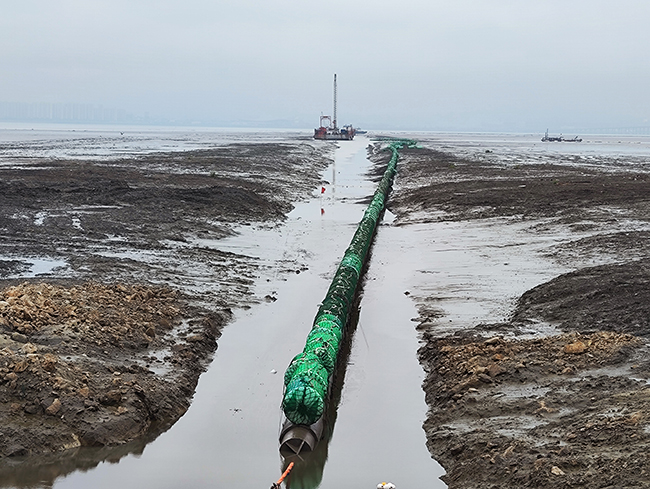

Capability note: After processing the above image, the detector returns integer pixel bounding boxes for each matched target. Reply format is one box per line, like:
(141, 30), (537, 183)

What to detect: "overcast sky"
(2, 0), (649, 131)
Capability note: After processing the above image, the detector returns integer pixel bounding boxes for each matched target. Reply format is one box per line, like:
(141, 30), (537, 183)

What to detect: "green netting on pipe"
(283, 352), (304, 385)
(305, 341), (338, 373)
(310, 322), (343, 341)
(316, 304), (346, 321)
(284, 352), (329, 387)
(313, 314), (344, 331)
(283, 380), (326, 425)
(305, 329), (340, 352)
(282, 139), (417, 425)
(339, 254), (363, 276)
(289, 372), (328, 396)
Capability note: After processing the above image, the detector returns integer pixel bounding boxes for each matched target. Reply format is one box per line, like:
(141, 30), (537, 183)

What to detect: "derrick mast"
(313, 73), (356, 140)
(333, 74), (337, 130)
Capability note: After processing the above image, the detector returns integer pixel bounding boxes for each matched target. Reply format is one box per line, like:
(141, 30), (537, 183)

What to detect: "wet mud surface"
(388, 145), (650, 488)
(0, 141), (331, 478)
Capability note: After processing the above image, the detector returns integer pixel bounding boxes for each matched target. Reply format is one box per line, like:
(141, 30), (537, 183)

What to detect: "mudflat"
(387, 143), (650, 488)
(0, 141), (331, 480)
(2, 134), (650, 488)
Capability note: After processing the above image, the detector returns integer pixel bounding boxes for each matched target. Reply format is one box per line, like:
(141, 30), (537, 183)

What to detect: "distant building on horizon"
(0, 101), (138, 124)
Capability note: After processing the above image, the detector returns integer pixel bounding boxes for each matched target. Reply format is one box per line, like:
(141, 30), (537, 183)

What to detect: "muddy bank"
(0, 281), (225, 456)
(0, 141), (332, 470)
(0, 143), (330, 290)
(387, 144), (650, 488)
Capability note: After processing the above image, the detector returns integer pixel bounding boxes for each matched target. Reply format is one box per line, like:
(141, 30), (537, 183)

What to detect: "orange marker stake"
(271, 462), (294, 489)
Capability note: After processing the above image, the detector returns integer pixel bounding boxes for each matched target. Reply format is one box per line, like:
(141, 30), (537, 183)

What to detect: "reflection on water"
(0, 429), (164, 488)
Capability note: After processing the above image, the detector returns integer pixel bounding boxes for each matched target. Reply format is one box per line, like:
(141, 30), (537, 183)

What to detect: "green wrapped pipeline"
(281, 139), (417, 426)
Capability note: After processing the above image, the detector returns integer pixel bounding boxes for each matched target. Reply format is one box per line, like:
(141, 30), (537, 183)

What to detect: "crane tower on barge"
(314, 74), (356, 140)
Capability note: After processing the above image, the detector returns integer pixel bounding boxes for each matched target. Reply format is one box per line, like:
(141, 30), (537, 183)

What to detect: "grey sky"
(2, 0), (649, 131)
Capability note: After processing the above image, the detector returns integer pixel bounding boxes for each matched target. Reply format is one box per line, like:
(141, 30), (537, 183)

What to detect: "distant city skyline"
(2, 99), (649, 135)
(0, 101), (135, 124)
(0, 100), (317, 128)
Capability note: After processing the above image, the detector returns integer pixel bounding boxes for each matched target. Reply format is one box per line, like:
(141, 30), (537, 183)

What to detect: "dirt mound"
(421, 331), (641, 403)
(0, 281), (180, 342)
(0, 281), (225, 457)
(420, 329), (649, 489)
(514, 259), (650, 337)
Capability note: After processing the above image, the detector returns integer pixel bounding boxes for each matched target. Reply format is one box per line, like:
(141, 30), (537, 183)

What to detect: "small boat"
(542, 129), (582, 142)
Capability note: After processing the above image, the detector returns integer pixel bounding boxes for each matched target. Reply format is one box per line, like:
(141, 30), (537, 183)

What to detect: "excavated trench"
(54, 136), (445, 489)
(279, 140), (414, 457)
(0, 129), (447, 488)
(7, 129), (646, 487)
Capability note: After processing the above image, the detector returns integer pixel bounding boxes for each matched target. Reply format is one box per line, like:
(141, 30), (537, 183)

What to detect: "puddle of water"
(568, 364), (639, 382)
(403, 219), (573, 334)
(441, 415), (546, 437)
(0, 256), (69, 278)
(48, 137), (447, 488)
(30, 259), (68, 276)
(492, 385), (551, 400)
(33, 211), (47, 226)
(71, 217), (83, 231)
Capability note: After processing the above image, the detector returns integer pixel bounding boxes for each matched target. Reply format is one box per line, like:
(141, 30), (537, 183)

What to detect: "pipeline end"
(279, 418), (324, 455)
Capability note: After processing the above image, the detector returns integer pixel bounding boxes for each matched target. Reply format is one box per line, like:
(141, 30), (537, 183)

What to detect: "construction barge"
(542, 129), (583, 142)
(313, 74), (356, 140)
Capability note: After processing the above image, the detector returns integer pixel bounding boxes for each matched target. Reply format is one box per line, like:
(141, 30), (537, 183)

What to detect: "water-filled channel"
(42, 136), (447, 488)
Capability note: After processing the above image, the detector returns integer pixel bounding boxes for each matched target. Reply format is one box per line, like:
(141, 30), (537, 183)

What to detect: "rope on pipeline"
(280, 139), (418, 427)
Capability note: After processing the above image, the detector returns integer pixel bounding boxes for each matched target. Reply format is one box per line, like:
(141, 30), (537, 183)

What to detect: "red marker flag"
(321, 186), (326, 194)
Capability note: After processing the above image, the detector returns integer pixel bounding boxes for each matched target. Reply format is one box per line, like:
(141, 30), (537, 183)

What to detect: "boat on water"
(542, 129), (583, 142)
(314, 74), (356, 140)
